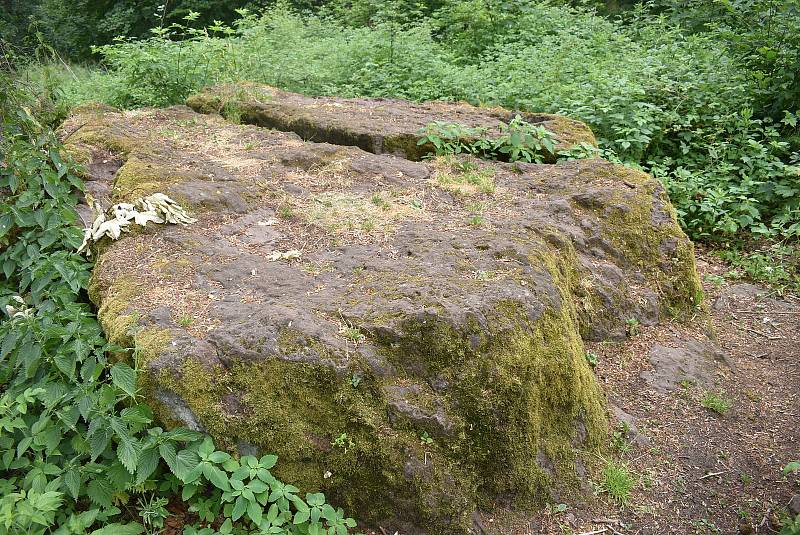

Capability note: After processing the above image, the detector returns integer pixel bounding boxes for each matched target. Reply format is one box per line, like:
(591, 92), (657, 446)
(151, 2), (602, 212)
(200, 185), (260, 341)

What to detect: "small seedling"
(475, 270), (495, 280)
(700, 391), (732, 415)
(350, 372), (363, 388)
(611, 423), (631, 455)
(138, 494), (169, 529)
(465, 201), (485, 213)
(341, 326), (365, 343)
(371, 194), (390, 210)
(468, 215), (484, 227)
(189, 495), (221, 522)
(626, 317), (640, 337)
(585, 352), (598, 367)
(331, 433), (355, 453)
(546, 502), (567, 514)
(692, 518), (721, 534)
(783, 460), (800, 475)
(177, 314), (194, 327)
(420, 431), (434, 446)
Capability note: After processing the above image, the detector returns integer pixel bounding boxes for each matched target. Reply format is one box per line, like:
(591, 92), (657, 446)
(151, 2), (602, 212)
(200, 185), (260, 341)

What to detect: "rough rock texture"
(609, 404), (650, 447)
(790, 494), (800, 517)
(642, 337), (730, 393)
(60, 99), (701, 533)
(185, 82), (597, 162)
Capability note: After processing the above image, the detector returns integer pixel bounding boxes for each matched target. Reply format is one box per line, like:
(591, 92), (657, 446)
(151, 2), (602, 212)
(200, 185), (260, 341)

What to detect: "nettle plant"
(0, 103), (355, 533)
(418, 114), (559, 163)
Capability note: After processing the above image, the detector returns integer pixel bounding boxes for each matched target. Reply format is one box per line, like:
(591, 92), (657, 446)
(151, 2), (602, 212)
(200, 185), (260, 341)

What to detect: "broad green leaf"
(231, 496), (247, 521)
(294, 510), (310, 524)
(136, 446), (160, 483)
(260, 454), (278, 469)
(89, 429), (110, 460)
(181, 483), (199, 501)
(198, 436), (215, 456)
(110, 363), (137, 398)
(208, 450), (231, 464)
(203, 463), (231, 491)
(159, 442), (177, 473)
(164, 428), (201, 442)
(247, 499), (263, 525)
(87, 478), (113, 508)
(0, 330), (19, 358)
(174, 449), (200, 482)
(117, 437), (141, 474)
(90, 522), (145, 535)
(64, 468), (81, 499)
(54, 351), (77, 379)
(121, 405), (153, 425)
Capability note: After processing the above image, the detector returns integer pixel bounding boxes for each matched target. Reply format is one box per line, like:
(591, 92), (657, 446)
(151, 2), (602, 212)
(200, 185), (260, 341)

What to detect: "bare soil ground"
(486, 250), (800, 535)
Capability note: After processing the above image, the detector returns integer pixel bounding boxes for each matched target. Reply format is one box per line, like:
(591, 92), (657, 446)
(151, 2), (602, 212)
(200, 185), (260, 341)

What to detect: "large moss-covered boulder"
(60, 99), (700, 533)
(186, 82), (597, 161)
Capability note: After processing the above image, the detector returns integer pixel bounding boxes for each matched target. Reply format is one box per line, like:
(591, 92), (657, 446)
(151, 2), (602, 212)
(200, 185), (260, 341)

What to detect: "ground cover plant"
(0, 72), (355, 535)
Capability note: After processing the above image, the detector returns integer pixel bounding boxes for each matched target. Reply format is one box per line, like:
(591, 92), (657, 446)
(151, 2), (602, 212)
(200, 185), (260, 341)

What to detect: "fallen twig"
(592, 518), (620, 524)
(734, 310), (800, 315)
(698, 469), (730, 480)
(746, 328), (785, 340)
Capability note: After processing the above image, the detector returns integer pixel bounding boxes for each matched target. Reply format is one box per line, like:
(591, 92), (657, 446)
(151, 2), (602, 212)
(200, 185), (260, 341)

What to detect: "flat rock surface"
(186, 82), (597, 161)
(60, 101), (701, 533)
(642, 337), (730, 393)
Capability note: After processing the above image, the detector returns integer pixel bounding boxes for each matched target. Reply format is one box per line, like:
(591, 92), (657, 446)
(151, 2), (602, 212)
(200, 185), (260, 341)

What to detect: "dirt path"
(490, 251), (799, 535)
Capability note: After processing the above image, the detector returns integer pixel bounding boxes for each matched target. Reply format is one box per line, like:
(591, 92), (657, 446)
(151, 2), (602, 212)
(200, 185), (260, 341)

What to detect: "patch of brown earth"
(482, 250), (799, 535)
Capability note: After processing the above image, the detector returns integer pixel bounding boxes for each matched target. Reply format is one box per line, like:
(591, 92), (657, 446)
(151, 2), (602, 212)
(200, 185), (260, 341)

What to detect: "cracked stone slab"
(60, 100), (702, 533)
(186, 82), (597, 161)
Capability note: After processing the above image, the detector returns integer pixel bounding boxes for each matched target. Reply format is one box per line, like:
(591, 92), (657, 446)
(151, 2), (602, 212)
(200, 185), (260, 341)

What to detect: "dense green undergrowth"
(0, 76), (355, 534)
(29, 2), (797, 289)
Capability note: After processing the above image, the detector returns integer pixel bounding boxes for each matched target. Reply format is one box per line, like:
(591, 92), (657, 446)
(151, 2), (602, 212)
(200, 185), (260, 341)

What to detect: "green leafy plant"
(625, 318), (640, 337)
(611, 423), (631, 456)
(138, 494), (169, 530)
(418, 115), (558, 163)
(349, 372), (363, 388)
(331, 433), (355, 453)
(781, 460), (800, 534)
(0, 81), (355, 534)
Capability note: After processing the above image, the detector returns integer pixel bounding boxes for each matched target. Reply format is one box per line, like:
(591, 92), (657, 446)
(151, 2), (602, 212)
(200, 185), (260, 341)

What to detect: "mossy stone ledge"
(60, 97), (701, 533)
(185, 81), (597, 161)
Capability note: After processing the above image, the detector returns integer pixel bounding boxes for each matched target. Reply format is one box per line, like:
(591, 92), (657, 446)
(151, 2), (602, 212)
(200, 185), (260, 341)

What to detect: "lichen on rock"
(61, 95), (702, 533)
